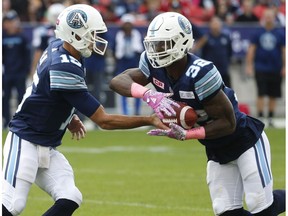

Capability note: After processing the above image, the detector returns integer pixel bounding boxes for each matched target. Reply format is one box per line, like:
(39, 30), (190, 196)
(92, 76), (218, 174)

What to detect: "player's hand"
(150, 113), (170, 130)
(147, 123), (187, 141)
(67, 114), (86, 140)
(281, 66), (285, 77)
(245, 64), (254, 77)
(143, 90), (180, 119)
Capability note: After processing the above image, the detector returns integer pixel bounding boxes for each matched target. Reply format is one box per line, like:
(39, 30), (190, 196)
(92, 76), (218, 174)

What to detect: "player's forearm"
(282, 47), (285, 69)
(202, 117), (236, 139)
(245, 45), (255, 66)
(98, 115), (154, 130)
(110, 74), (134, 97)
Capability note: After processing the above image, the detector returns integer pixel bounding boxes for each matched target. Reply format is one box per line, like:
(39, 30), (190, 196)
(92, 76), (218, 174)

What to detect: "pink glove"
(148, 123), (206, 140)
(142, 89), (180, 119)
(147, 123), (187, 140)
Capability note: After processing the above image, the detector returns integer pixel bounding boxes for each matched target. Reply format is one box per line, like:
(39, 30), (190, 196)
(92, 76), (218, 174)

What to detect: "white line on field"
(74, 168), (200, 179)
(58, 146), (172, 154)
(30, 197), (211, 212)
(84, 199), (212, 212)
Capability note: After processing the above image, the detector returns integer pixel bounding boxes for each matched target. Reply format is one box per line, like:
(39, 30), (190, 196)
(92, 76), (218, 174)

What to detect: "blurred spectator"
(28, 0), (47, 22)
(159, 0), (196, 22)
(84, 34), (108, 103)
(92, 0), (119, 23)
(113, 14), (144, 115)
(168, 0), (205, 42)
(245, 9), (285, 127)
(278, 0), (285, 15)
(189, 0), (215, 24)
(271, 2), (285, 27)
(2, 10), (31, 128)
(235, 0), (259, 23)
(193, 16), (233, 88)
(10, 0), (65, 22)
(30, 3), (66, 80)
(138, 0), (161, 22)
(2, 0), (12, 17)
(253, 0), (286, 26)
(214, 0), (241, 25)
(252, 0), (270, 20)
(113, 0), (141, 17)
(10, 0), (30, 21)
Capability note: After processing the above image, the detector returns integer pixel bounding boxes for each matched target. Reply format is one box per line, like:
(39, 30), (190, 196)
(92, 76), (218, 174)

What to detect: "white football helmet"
(55, 4), (108, 58)
(46, 3), (65, 25)
(144, 12), (194, 68)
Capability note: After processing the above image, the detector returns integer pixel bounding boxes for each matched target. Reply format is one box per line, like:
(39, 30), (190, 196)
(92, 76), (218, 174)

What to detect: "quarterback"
(2, 4), (172, 216)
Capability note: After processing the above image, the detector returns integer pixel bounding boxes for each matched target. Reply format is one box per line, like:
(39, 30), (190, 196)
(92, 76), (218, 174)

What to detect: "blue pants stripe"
(254, 136), (271, 188)
(4, 133), (21, 187)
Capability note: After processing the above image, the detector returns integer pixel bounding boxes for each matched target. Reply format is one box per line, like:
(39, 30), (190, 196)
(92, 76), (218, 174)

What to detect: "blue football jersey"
(251, 27), (285, 73)
(10, 39), (100, 147)
(139, 52), (264, 163)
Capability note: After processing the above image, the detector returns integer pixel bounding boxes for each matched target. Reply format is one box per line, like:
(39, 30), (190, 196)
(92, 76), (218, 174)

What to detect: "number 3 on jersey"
(186, 59), (210, 78)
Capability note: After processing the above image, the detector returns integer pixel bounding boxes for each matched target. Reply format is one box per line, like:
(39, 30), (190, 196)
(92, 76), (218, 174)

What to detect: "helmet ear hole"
(75, 34), (81, 41)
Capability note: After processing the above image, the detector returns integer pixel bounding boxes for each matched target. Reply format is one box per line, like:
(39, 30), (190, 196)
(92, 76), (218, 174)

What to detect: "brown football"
(161, 102), (198, 129)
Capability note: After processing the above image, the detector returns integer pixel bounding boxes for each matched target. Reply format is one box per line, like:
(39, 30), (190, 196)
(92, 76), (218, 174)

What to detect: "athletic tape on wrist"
(131, 83), (149, 98)
(185, 126), (206, 140)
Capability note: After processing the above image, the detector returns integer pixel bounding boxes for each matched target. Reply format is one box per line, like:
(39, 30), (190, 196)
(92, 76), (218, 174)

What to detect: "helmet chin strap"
(80, 47), (92, 58)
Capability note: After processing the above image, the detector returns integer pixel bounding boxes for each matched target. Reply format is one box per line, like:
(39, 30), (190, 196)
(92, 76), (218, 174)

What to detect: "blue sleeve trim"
(195, 66), (223, 101)
(139, 52), (150, 78)
(50, 70), (87, 91)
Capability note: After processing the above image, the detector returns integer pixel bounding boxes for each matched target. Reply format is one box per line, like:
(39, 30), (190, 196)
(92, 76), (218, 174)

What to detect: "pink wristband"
(131, 83), (149, 98)
(185, 126), (206, 140)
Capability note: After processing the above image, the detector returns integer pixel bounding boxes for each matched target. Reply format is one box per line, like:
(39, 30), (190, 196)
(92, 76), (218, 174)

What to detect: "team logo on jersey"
(260, 32), (276, 51)
(153, 77), (164, 89)
(66, 9), (87, 29)
(179, 91), (195, 99)
(178, 17), (191, 34)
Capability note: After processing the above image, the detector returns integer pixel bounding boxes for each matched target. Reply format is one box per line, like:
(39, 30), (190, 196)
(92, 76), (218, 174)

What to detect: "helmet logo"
(66, 9), (87, 29)
(178, 17), (191, 34)
(148, 17), (164, 37)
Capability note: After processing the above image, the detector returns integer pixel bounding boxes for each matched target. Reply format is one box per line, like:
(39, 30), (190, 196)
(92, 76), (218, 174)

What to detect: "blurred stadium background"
(6, 22), (286, 128)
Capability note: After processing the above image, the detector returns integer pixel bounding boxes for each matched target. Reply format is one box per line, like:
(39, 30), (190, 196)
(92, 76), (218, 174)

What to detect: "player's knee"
(245, 191), (265, 212)
(68, 186), (83, 206)
(212, 198), (226, 215)
(10, 198), (26, 215)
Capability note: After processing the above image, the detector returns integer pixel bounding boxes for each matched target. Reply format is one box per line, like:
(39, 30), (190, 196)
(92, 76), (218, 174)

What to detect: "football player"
(110, 12), (285, 216)
(2, 4), (173, 216)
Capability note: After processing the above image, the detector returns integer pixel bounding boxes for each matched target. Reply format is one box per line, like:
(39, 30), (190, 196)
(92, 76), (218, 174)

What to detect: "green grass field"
(2, 128), (286, 216)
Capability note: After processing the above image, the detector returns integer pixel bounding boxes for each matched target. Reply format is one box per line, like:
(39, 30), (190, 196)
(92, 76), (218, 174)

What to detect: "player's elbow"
(109, 76), (123, 93)
(97, 122), (112, 130)
(95, 116), (117, 130)
(109, 77), (117, 91)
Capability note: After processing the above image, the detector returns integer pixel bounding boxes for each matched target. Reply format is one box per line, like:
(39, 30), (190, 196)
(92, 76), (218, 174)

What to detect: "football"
(161, 102), (198, 129)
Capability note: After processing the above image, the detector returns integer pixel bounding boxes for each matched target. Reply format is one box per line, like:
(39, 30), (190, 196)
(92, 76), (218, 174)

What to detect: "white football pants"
(207, 131), (274, 215)
(2, 132), (82, 215)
